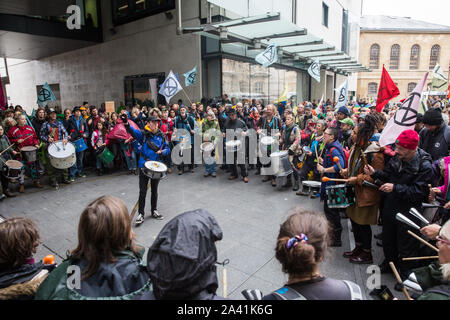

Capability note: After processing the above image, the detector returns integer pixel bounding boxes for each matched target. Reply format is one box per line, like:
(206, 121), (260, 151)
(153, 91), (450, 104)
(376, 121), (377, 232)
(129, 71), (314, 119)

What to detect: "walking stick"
(389, 262), (413, 300)
(402, 256), (438, 261)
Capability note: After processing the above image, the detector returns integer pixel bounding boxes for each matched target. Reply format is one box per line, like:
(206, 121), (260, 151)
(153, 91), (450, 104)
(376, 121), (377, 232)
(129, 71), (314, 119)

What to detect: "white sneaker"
(151, 210), (164, 220)
(135, 213), (145, 225)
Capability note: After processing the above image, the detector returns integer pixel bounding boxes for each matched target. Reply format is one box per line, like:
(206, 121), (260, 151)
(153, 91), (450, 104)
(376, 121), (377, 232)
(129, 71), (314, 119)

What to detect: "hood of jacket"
(147, 209), (223, 300)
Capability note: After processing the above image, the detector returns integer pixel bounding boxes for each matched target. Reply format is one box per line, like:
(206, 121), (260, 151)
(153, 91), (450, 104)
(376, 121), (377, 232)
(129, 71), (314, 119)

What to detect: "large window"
(407, 82), (417, 93)
(112, 0), (175, 26)
(369, 44), (380, 69)
(222, 58), (298, 104)
(429, 44), (441, 70)
(410, 45), (420, 70)
(390, 44), (400, 70)
(368, 82), (378, 97)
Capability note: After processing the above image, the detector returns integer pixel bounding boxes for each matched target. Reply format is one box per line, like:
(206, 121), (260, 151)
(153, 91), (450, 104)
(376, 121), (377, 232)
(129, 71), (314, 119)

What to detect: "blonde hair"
(440, 220), (450, 281)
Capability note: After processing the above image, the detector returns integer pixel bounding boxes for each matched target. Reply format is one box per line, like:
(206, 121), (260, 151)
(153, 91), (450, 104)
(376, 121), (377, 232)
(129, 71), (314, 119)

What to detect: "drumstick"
(407, 230), (439, 253)
(0, 135), (33, 156)
(130, 180), (151, 221)
(333, 156), (343, 171)
(402, 256), (438, 261)
(222, 268), (227, 298)
(322, 177), (348, 183)
(389, 262), (413, 300)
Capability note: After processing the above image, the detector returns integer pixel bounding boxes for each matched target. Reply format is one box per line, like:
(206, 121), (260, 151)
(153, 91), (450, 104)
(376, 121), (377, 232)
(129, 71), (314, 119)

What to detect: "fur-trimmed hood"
(0, 270), (48, 300)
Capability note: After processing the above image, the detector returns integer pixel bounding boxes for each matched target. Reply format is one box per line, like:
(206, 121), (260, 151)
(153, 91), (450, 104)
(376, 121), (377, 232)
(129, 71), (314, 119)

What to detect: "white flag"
(308, 59), (321, 83)
(316, 94), (324, 113)
(255, 43), (278, 68)
(334, 80), (348, 110)
(159, 70), (182, 104)
(379, 72), (428, 147)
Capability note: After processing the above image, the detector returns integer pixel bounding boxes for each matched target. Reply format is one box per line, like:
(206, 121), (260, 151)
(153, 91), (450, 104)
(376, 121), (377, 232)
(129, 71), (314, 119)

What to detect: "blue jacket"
(321, 140), (345, 199)
(126, 125), (170, 169)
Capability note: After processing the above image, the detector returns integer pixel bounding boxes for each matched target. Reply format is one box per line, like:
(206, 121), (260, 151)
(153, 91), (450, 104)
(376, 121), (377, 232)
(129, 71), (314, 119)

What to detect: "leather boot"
(343, 246), (362, 258)
(349, 249), (373, 264)
(293, 179), (300, 191)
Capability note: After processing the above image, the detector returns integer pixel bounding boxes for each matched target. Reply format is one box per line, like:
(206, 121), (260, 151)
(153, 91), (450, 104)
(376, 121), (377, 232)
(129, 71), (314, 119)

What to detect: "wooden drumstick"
(407, 230), (439, 253)
(222, 268), (227, 298)
(322, 177), (348, 183)
(402, 256), (438, 261)
(0, 135), (33, 156)
(333, 156), (343, 171)
(389, 262), (413, 300)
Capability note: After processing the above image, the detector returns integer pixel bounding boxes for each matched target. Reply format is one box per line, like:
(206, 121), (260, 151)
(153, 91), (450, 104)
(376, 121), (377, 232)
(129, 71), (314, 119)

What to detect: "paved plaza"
(0, 167), (401, 300)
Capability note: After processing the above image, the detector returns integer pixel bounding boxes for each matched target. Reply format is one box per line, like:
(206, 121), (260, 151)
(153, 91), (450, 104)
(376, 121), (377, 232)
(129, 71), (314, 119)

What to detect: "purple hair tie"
(286, 233), (309, 250)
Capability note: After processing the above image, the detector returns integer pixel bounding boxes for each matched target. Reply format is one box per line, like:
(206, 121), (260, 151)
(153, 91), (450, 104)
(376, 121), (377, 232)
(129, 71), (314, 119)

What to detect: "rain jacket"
(142, 209), (226, 300)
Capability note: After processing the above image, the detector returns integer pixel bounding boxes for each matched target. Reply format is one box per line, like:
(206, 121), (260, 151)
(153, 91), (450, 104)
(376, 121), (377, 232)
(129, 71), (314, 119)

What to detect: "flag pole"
(181, 87), (193, 106)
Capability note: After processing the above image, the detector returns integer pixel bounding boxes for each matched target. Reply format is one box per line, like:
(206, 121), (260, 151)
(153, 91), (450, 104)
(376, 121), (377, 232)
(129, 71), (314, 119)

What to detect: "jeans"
(205, 162), (216, 174)
(138, 168), (160, 215)
(70, 150), (84, 177)
(123, 149), (137, 170)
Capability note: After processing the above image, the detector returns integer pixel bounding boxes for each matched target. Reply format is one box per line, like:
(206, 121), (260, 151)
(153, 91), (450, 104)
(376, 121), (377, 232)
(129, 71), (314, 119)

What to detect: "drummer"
(123, 114), (169, 225)
(68, 106), (89, 181)
(39, 108), (71, 189)
(0, 124), (17, 198)
(280, 111), (301, 191)
(222, 108), (248, 183)
(7, 114), (43, 192)
(258, 104), (281, 187)
(202, 111), (220, 177)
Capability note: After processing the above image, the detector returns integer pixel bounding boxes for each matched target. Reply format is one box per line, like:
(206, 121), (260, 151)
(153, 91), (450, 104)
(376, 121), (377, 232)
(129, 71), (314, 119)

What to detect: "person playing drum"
(7, 114), (42, 192)
(123, 114), (169, 225)
(280, 111), (301, 191)
(0, 124), (17, 199)
(68, 106), (89, 181)
(222, 108), (249, 183)
(39, 108), (71, 189)
(202, 111), (220, 177)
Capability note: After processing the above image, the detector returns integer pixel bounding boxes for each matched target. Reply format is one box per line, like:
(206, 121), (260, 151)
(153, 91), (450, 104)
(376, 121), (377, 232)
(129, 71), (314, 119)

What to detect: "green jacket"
(35, 248), (152, 300)
(414, 262), (450, 300)
(0, 135), (13, 170)
(202, 119), (220, 142)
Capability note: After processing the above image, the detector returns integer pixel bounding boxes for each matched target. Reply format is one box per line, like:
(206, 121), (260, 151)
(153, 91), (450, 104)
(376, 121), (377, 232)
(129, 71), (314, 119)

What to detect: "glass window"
(322, 2), (329, 28)
(222, 59), (250, 102)
(429, 44), (441, 70)
(250, 64), (269, 103)
(369, 44), (380, 70)
(410, 45), (420, 70)
(407, 82), (417, 93)
(390, 44), (400, 70)
(368, 82), (378, 96)
(112, 0), (175, 26)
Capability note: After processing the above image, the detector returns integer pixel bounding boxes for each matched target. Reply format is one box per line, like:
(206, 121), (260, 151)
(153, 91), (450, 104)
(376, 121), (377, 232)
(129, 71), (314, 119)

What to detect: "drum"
(142, 161), (168, 180)
(73, 138), (88, 153)
(260, 136), (275, 154)
(4, 160), (23, 181)
(326, 184), (355, 209)
(97, 147), (115, 165)
(48, 142), (76, 169)
(225, 140), (241, 152)
(200, 142), (214, 153)
(270, 150), (293, 177)
(20, 146), (37, 162)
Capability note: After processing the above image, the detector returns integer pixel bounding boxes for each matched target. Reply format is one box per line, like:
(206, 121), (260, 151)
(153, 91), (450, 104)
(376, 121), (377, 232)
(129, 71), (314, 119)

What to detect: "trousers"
(138, 168), (160, 216)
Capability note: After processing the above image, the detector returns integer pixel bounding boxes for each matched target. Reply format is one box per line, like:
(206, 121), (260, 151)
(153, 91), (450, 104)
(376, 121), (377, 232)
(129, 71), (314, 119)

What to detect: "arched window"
(429, 44), (440, 70)
(369, 44), (380, 69)
(368, 82), (378, 96)
(390, 44), (400, 70)
(410, 45), (420, 70)
(407, 82), (417, 93)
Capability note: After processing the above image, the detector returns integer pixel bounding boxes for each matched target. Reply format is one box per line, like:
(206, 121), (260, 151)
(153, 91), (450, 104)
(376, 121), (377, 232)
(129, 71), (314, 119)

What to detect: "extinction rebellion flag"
(255, 43), (278, 68)
(37, 82), (56, 107)
(159, 70), (183, 104)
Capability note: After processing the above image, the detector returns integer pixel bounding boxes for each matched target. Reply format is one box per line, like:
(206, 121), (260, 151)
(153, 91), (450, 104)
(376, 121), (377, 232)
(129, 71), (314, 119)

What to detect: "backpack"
(329, 146), (349, 169)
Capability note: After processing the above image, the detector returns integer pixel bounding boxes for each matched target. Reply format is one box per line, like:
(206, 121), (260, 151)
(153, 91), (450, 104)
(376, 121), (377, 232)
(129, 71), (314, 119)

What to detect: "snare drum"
(326, 184), (355, 209)
(270, 150), (293, 177)
(4, 160), (23, 181)
(20, 146), (38, 162)
(225, 140), (241, 152)
(142, 161), (168, 180)
(73, 138), (88, 153)
(48, 141), (76, 169)
(302, 180), (321, 193)
(260, 136), (275, 154)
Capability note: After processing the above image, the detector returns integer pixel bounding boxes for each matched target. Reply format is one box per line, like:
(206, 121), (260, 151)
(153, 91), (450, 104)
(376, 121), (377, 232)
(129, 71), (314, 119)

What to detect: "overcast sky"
(362, 0), (450, 27)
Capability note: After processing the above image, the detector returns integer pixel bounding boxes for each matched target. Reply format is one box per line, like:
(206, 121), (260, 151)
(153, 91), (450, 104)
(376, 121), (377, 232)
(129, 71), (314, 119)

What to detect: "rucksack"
(329, 146), (349, 169)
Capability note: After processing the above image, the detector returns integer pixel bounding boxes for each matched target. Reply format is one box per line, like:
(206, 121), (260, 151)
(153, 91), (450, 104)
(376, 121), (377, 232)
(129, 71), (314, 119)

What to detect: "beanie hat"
(338, 106), (350, 116)
(396, 129), (419, 150)
(422, 108), (443, 126)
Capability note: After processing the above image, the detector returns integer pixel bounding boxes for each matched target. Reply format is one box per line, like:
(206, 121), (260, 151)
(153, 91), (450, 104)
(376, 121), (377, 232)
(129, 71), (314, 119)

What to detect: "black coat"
(372, 148), (433, 215)
(419, 124), (450, 161)
(145, 209), (225, 300)
(67, 116), (89, 142)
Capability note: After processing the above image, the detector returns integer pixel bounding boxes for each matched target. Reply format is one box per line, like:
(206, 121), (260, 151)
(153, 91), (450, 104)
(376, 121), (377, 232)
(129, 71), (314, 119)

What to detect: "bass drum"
(48, 142), (76, 169)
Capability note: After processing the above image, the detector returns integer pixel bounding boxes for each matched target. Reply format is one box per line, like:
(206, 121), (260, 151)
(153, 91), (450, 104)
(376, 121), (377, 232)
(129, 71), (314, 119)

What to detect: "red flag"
(447, 83), (450, 99)
(376, 65), (400, 112)
(0, 77), (5, 110)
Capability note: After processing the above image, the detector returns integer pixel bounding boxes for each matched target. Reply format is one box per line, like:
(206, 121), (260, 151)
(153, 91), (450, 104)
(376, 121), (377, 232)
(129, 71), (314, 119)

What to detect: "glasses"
(324, 132), (332, 136)
(436, 236), (450, 245)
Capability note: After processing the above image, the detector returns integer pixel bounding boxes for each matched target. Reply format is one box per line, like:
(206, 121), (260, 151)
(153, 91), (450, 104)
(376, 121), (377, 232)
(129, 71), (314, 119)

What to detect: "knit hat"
(337, 106), (350, 116)
(415, 113), (423, 124)
(396, 129), (419, 150)
(422, 108), (443, 126)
